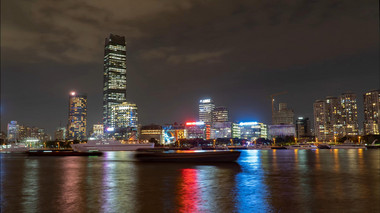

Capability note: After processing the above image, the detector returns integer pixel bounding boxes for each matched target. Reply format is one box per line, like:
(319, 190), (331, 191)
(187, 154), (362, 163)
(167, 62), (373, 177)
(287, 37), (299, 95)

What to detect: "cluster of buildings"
(3, 33), (380, 145)
(6, 121), (50, 144)
(138, 98), (269, 144)
(314, 90), (380, 142)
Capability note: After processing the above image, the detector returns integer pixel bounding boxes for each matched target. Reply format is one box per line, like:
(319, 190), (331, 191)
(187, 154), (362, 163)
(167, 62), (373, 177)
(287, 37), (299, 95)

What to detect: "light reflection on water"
(1, 150), (379, 213)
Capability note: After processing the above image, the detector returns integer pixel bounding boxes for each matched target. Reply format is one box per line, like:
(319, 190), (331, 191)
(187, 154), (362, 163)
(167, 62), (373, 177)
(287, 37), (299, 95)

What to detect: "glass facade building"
(239, 122), (268, 141)
(67, 92), (87, 140)
(110, 102), (138, 129)
(109, 102), (138, 139)
(7, 121), (19, 143)
(103, 34), (127, 129)
(295, 117), (311, 140)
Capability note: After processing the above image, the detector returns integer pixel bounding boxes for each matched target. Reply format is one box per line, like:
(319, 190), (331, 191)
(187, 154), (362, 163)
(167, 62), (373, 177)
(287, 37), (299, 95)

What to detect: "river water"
(1, 149), (379, 213)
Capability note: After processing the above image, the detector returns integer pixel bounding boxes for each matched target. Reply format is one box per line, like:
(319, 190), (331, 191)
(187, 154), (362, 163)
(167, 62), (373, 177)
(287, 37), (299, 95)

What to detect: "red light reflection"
(178, 168), (201, 212)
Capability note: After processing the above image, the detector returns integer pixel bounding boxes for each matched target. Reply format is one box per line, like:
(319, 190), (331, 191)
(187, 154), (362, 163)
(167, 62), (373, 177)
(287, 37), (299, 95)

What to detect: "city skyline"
(1, 0), (379, 135)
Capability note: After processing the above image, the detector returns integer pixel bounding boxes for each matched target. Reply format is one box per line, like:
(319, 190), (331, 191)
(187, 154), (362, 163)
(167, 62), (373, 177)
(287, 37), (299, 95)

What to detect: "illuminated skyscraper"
(103, 34), (127, 129)
(199, 98), (215, 123)
(363, 90), (380, 135)
(67, 92), (87, 140)
(7, 121), (19, 142)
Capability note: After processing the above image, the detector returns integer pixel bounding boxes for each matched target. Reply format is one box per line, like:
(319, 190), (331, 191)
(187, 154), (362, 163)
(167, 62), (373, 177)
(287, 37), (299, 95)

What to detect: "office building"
(67, 92), (87, 140)
(103, 34), (127, 129)
(210, 122), (232, 139)
(140, 124), (164, 144)
(110, 102), (138, 129)
(185, 122), (206, 139)
(55, 127), (66, 141)
(211, 106), (229, 122)
(239, 122), (268, 141)
(363, 90), (380, 135)
(7, 121), (19, 143)
(199, 98), (215, 123)
(108, 102), (138, 139)
(268, 124), (296, 139)
(232, 123), (241, 139)
(272, 103), (294, 125)
(295, 117), (311, 141)
(92, 124), (104, 139)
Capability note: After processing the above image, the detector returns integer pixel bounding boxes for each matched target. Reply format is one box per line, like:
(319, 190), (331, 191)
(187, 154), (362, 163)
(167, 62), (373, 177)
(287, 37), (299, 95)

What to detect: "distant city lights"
(186, 121), (205, 126)
(106, 127), (114, 132)
(239, 122), (258, 126)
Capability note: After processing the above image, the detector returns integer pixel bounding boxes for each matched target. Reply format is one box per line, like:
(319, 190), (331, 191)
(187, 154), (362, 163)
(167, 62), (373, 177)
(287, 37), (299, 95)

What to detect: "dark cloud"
(1, 0), (379, 134)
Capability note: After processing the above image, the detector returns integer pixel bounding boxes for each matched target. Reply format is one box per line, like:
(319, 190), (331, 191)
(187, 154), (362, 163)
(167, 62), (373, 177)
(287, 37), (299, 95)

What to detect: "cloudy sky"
(1, 0), (379, 135)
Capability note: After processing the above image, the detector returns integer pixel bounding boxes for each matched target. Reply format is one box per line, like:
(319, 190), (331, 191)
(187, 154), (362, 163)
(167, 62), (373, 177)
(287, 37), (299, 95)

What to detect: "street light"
(358, 136), (361, 144)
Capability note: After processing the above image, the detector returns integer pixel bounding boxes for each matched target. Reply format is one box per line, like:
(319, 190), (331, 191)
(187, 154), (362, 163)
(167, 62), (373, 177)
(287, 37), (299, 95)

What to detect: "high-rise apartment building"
(67, 92), (87, 140)
(103, 34), (127, 129)
(340, 93), (358, 136)
(211, 106), (229, 122)
(199, 98), (215, 123)
(363, 90), (380, 135)
(314, 100), (327, 141)
(314, 93), (359, 141)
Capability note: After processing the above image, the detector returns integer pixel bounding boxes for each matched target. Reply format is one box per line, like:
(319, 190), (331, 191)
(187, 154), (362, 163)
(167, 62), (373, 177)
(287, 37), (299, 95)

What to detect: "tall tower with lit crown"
(67, 92), (87, 140)
(103, 34), (127, 129)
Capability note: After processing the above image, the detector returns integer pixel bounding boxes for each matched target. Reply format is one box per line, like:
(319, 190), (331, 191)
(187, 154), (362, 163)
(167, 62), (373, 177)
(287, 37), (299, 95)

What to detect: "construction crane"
(270, 91), (288, 115)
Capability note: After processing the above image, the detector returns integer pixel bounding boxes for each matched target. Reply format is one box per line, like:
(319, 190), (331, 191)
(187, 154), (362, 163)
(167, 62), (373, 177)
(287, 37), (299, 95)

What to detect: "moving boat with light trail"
(134, 150), (241, 162)
(71, 139), (154, 151)
(27, 150), (103, 156)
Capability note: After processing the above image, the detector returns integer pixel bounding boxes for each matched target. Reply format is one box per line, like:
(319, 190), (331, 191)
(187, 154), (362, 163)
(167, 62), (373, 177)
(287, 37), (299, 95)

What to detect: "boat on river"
(317, 144), (331, 149)
(27, 150), (103, 156)
(332, 144), (366, 149)
(71, 139), (154, 152)
(0, 143), (29, 153)
(271, 146), (287, 149)
(134, 150), (241, 162)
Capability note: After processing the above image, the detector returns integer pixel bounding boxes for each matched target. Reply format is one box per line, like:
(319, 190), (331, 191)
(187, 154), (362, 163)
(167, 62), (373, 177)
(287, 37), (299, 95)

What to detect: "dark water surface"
(1, 149), (379, 213)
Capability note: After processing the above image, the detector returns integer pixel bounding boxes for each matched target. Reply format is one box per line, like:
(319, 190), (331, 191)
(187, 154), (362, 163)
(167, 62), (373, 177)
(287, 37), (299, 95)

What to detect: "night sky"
(1, 0), (379, 135)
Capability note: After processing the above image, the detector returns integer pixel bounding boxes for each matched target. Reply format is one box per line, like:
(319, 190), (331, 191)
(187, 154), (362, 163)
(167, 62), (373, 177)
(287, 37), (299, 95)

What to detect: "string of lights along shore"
(3, 34), (380, 145)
